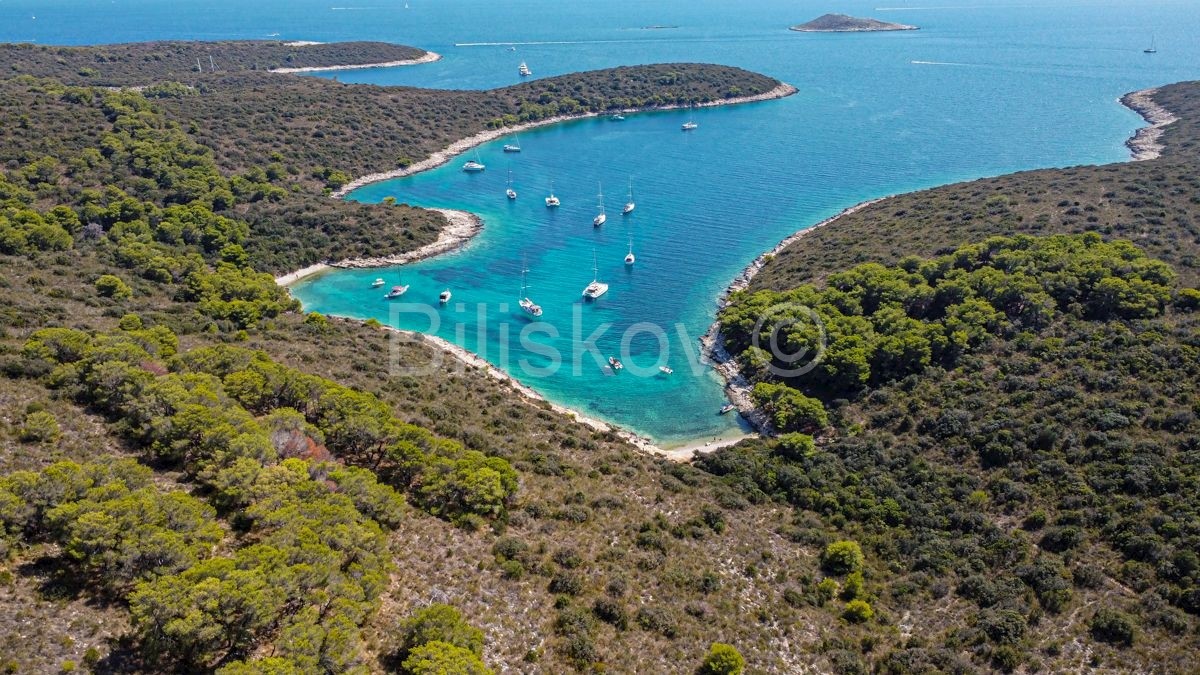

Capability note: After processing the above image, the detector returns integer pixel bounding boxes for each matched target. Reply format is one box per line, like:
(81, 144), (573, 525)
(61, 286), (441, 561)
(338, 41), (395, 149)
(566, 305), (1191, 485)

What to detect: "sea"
(5, 0), (1198, 447)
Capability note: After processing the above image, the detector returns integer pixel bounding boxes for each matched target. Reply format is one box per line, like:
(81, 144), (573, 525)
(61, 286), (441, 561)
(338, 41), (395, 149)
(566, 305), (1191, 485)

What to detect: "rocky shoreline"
(1120, 87), (1178, 161)
(699, 197), (890, 435)
(268, 50), (441, 74)
(331, 82), (798, 198)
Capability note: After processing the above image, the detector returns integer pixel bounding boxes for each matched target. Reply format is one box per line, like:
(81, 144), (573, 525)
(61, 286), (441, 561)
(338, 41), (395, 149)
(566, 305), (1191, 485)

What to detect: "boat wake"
(910, 59), (976, 67)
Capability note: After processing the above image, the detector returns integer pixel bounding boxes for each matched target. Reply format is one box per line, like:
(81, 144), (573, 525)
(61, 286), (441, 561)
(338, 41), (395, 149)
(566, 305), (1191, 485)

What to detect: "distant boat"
(1144, 35), (1157, 53)
(545, 180), (560, 207)
(611, 114), (625, 121)
(506, 170), (517, 199)
(622, 177), (635, 215)
(593, 182), (606, 227)
(385, 283), (409, 299)
(519, 264), (542, 317)
(439, 289), (452, 304)
(462, 149), (485, 172)
(659, 366), (673, 375)
(582, 250), (609, 299)
(624, 237), (635, 265)
(518, 61), (532, 76)
(503, 135), (522, 153)
(719, 404), (736, 415)
(608, 356), (624, 371)
(508, 46), (517, 52)
(371, 278), (385, 288)
(682, 105), (698, 131)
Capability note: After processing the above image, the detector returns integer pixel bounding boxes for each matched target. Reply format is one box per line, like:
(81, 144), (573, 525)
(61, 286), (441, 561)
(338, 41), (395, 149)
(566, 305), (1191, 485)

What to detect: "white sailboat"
(624, 237), (635, 265)
(582, 251), (609, 299)
(593, 182), (606, 227)
(545, 180), (560, 207)
(462, 149), (485, 172)
(1144, 35), (1158, 53)
(682, 104), (698, 131)
(506, 170), (517, 199)
(439, 289), (452, 304)
(519, 264), (543, 317)
(384, 275), (409, 299)
(622, 177), (635, 215)
(503, 135), (522, 153)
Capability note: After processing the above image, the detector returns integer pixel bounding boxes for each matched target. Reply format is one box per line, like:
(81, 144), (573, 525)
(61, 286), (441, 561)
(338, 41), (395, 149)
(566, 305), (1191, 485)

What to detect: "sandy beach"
(269, 50), (441, 74)
(382, 325), (750, 462)
(1121, 87), (1178, 161)
(331, 82), (798, 198)
(274, 208), (482, 285)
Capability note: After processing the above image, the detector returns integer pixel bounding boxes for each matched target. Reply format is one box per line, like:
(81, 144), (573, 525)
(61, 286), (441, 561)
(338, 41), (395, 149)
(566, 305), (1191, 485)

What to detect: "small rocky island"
(790, 13), (918, 32)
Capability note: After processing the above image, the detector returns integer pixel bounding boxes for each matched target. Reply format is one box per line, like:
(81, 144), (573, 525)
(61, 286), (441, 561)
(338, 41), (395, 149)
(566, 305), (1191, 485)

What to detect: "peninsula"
(790, 13), (918, 32)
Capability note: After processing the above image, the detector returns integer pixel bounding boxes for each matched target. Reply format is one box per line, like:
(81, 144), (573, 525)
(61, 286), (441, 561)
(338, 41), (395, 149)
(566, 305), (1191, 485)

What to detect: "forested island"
(0, 34), (1198, 673)
(790, 14), (918, 32)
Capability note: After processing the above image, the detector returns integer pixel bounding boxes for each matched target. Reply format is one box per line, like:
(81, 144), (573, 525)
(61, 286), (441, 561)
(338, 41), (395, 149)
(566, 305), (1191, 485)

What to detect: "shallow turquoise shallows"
(8, 0), (1198, 446)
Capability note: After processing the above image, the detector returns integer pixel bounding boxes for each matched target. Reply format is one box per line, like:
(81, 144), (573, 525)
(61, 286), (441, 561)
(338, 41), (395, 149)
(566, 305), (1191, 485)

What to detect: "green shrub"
(698, 643), (745, 675)
(842, 599), (874, 623)
(18, 410), (61, 443)
(821, 540), (864, 575)
(1090, 608), (1136, 647)
(94, 274), (132, 299)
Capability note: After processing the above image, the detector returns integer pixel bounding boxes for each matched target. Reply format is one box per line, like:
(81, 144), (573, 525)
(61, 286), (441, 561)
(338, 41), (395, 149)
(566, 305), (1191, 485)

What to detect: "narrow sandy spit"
(274, 209), (481, 286)
(331, 83), (798, 197)
(268, 50), (441, 74)
(1120, 87), (1178, 161)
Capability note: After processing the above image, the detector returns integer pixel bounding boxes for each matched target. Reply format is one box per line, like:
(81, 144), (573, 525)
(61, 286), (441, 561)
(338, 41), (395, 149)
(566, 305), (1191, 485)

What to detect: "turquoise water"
(7, 1), (1198, 446)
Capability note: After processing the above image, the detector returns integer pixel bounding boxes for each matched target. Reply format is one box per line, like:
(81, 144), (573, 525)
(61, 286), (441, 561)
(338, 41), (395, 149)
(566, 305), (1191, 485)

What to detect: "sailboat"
(582, 250), (609, 299)
(519, 264), (543, 317)
(518, 61), (532, 76)
(624, 237), (635, 265)
(503, 135), (522, 153)
(593, 183), (607, 227)
(384, 275), (409, 299)
(462, 149), (485, 172)
(681, 104), (698, 131)
(545, 180), (560, 207)
(622, 177), (635, 215)
(1144, 35), (1158, 53)
(506, 170), (517, 200)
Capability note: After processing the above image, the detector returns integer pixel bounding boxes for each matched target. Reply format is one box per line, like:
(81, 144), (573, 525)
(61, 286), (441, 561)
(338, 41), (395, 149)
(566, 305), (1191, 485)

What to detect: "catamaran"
(503, 135), (522, 153)
(624, 237), (635, 265)
(518, 61), (532, 76)
(545, 180), (560, 207)
(462, 149), (485, 172)
(593, 182), (606, 227)
(622, 177), (635, 215)
(506, 170), (517, 200)
(582, 251), (609, 299)
(519, 265), (542, 317)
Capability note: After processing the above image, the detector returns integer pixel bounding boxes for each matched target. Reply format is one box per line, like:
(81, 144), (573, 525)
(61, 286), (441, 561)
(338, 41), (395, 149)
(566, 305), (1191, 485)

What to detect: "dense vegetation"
(0, 41), (426, 86)
(712, 90), (1200, 670)
(2, 34), (1199, 672)
(0, 41), (822, 673)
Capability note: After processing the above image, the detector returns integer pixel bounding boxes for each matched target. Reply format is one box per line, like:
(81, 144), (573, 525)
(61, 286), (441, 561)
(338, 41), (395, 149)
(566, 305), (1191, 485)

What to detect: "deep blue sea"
(7, 0), (1197, 446)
